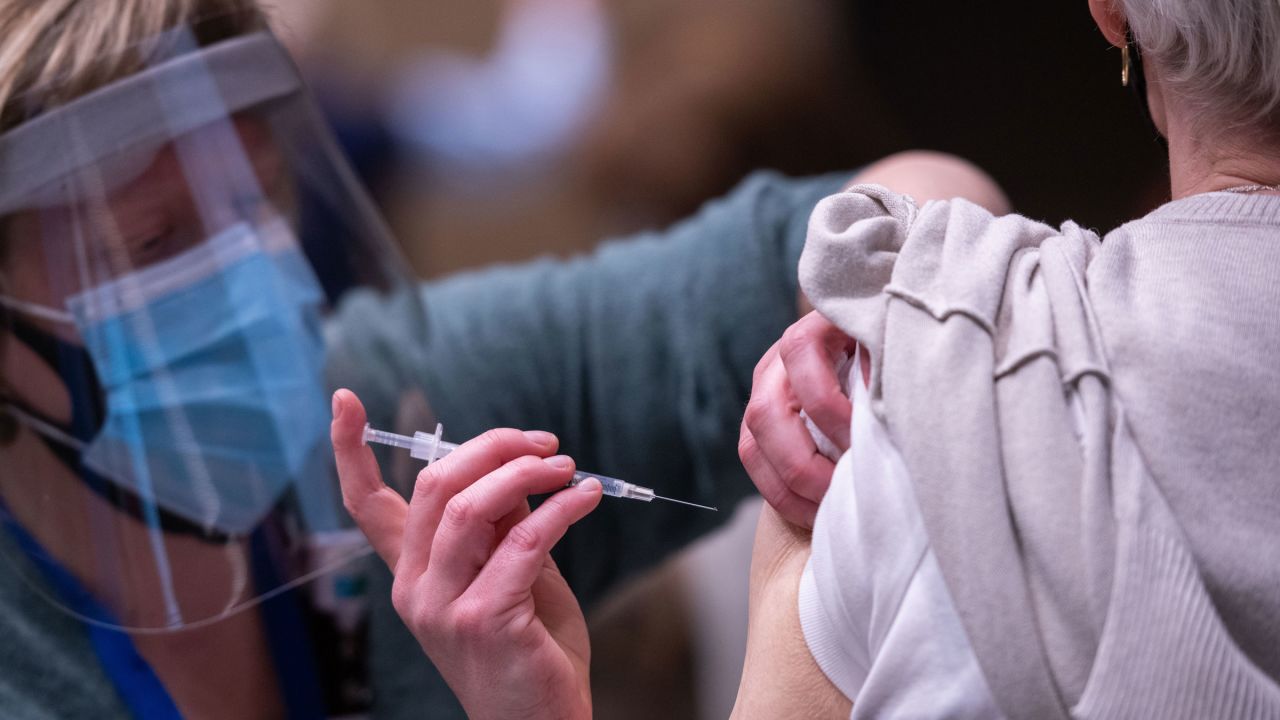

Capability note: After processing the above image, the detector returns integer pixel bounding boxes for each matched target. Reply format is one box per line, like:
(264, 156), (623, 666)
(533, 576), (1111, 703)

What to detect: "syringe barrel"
(567, 472), (654, 502)
(364, 425), (414, 451)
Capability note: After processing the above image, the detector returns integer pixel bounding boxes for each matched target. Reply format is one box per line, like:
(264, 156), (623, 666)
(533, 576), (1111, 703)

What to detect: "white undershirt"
(798, 358), (1006, 719)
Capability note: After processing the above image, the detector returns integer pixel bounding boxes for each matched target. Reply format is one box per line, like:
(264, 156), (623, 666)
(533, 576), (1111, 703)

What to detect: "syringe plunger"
(362, 423), (448, 462)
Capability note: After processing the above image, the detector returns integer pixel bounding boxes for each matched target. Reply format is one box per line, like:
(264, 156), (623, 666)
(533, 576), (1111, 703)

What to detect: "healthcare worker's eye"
(135, 232), (169, 258)
(121, 223), (201, 270)
(127, 223), (178, 261)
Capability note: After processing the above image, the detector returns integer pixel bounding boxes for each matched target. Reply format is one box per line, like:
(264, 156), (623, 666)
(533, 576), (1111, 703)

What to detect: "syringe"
(362, 424), (717, 511)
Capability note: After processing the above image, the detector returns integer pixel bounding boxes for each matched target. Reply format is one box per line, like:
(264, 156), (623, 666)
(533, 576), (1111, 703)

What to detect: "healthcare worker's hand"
(738, 311), (861, 528)
(331, 389), (601, 720)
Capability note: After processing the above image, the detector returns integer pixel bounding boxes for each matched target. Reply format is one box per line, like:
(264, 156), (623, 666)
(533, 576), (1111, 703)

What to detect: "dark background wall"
(285, 0), (1170, 274)
(841, 1), (1170, 229)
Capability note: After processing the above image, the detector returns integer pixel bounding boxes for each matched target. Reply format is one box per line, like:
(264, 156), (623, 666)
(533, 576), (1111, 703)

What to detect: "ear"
(1088, 0), (1128, 47)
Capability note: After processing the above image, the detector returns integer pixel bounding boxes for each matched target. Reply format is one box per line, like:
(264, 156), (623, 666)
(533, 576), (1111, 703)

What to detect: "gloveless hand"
(738, 311), (862, 528)
(331, 389), (601, 720)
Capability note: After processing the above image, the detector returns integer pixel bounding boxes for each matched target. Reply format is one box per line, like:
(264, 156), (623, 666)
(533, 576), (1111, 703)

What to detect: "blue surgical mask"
(4, 218), (332, 536)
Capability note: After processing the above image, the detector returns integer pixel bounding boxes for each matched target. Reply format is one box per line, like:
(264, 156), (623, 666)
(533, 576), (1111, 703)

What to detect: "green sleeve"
(331, 169), (843, 592)
(327, 170), (847, 719)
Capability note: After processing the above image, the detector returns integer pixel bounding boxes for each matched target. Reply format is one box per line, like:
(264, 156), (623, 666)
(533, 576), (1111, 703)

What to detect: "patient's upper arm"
(731, 504), (852, 719)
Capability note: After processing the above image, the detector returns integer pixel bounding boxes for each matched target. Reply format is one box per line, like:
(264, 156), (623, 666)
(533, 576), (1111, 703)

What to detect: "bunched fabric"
(799, 184), (1280, 719)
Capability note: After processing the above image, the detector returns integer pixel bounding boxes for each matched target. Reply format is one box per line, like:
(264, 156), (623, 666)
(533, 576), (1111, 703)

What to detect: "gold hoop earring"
(1121, 45), (1131, 87)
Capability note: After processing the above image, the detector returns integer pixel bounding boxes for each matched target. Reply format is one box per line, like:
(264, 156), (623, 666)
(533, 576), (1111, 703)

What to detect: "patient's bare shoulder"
(731, 504), (852, 719)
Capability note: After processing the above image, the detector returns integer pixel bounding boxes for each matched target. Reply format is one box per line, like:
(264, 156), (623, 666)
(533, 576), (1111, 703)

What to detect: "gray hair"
(1123, 0), (1280, 133)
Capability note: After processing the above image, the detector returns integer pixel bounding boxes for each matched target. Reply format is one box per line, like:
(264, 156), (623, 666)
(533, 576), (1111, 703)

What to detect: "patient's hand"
(731, 504), (852, 719)
(739, 311), (858, 528)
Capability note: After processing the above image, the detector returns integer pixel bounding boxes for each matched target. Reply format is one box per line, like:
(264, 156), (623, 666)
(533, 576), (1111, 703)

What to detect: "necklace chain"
(1220, 184), (1280, 194)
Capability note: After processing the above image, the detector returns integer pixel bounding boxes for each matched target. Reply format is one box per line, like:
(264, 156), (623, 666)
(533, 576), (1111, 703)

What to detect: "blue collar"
(0, 503), (326, 719)
(0, 502), (182, 719)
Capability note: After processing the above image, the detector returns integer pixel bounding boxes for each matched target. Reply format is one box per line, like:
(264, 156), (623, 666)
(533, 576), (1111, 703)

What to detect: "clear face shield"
(0, 25), (419, 634)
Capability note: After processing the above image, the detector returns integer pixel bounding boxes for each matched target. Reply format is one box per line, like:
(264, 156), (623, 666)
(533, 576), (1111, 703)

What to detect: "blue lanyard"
(0, 503), (182, 720)
(0, 503), (328, 720)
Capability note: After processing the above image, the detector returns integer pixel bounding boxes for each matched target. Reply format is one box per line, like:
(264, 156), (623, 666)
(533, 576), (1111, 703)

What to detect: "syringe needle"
(653, 495), (718, 512)
(365, 423), (716, 510)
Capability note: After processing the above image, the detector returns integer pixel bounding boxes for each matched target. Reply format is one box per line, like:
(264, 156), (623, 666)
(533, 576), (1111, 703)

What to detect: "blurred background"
(271, 0), (1167, 280)
(267, 1), (1168, 717)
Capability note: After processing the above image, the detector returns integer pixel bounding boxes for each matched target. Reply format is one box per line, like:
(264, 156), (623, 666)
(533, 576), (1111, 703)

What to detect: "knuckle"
(778, 332), (811, 367)
(390, 577), (417, 618)
(343, 486), (391, 524)
(777, 459), (814, 492)
(781, 320), (803, 346)
(441, 492), (476, 531)
(341, 493), (361, 520)
(743, 394), (771, 430)
(413, 463), (445, 501)
(411, 606), (446, 642)
(476, 428), (512, 456)
(495, 456), (550, 496)
(504, 521), (542, 555)
(752, 342), (779, 382)
(737, 431), (760, 467)
(510, 454), (548, 476)
(811, 395), (845, 423)
(448, 601), (490, 640)
(785, 316), (820, 347)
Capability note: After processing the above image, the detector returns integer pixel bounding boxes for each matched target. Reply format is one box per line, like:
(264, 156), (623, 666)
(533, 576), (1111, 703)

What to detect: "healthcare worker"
(0, 1), (799, 716)
(0, 3), (419, 716)
(0, 1), (1007, 717)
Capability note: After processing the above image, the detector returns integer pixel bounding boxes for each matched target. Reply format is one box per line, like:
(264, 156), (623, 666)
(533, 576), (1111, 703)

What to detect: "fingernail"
(524, 430), (556, 446)
(544, 455), (574, 470)
(576, 477), (601, 493)
(331, 391), (343, 420)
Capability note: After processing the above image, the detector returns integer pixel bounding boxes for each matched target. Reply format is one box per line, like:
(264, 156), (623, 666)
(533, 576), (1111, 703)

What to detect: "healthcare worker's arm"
(327, 170), (848, 605)
(328, 170), (846, 720)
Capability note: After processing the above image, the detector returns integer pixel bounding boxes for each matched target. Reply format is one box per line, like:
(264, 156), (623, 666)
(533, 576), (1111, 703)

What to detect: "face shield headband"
(0, 31), (301, 216)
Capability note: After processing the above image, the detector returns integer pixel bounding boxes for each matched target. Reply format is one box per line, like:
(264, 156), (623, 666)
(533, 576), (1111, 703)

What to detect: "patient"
(739, 0), (1280, 717)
